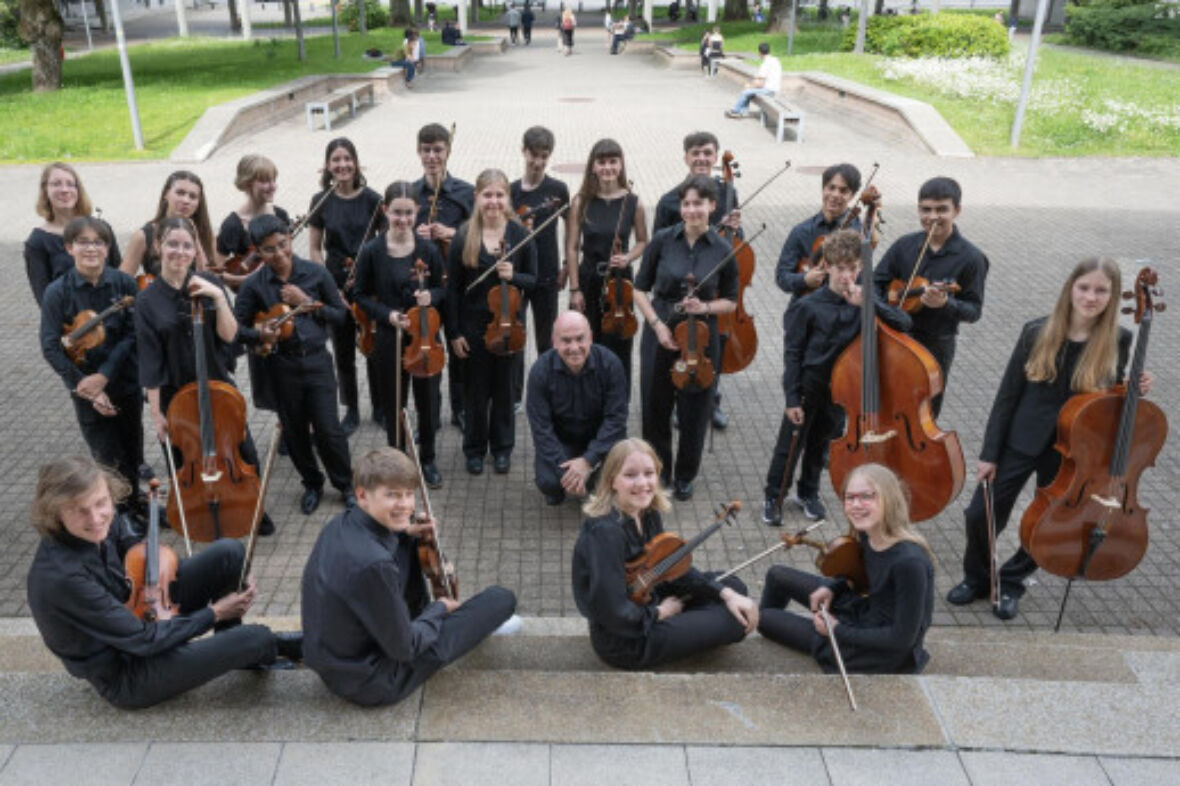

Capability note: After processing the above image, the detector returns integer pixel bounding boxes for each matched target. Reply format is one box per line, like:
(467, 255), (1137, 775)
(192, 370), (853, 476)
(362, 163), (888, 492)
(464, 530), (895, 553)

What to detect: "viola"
(252, 301), (324, 356)
(1021, 268), (1166, 585)
(600, 190), (638, 339)
(483, 245), (526, 356)
(403, 259), (446, 378)
(715, 151), (757, 374)
(165, 289), (261, 542)
(670, 274), (715, 392)
(124, 479), (180, 622)
(401, 408), (459, 600)
(60, 295), (135, 365)
(624, 501), (740, 604)
(828, 190), (965, 523)
(886, 276), (961, 314)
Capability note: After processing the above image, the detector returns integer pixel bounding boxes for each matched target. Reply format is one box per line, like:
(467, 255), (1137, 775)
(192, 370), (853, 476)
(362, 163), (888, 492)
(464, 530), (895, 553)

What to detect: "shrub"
(0, 0), (23, 50)
(339, 0), (390, 32)
(1064, 0), (1180, 58)
(842, 12), (1009, 58)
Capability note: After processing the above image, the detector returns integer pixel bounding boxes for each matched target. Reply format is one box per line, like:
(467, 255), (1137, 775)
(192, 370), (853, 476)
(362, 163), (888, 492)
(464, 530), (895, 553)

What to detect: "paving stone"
(959, 751), (1110, 786)
(1098, 755), (1180, 786)
(821, 748), (968, 786)
(134, 743), (281, 785)
(0, 743), (146, 786)
(274, 742), (415, 786)
(686, 745), (830, 786)
(412, 742), (548, 786)
(550, 744), (689, 786)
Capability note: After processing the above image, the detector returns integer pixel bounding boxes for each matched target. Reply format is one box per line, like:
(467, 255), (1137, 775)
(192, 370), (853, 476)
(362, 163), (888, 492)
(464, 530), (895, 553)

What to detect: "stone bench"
(424, 45), (475, 72)
(751, 92), (805, 143)
(305, 81), (375, 131)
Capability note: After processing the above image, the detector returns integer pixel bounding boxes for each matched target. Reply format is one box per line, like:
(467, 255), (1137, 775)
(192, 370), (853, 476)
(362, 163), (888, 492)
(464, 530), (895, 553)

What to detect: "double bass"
(828, 191), (965, 523)
(715, 151), (757, 373)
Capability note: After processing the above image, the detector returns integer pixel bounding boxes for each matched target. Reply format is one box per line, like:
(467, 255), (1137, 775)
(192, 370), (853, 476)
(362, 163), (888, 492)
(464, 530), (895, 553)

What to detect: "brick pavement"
(1, 36), (1178, 635)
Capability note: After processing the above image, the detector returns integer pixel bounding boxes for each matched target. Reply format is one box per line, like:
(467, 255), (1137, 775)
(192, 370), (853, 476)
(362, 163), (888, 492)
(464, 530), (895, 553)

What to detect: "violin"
(252, 301), (324, 356)
(600, 189), (638, 340)
(796, 163), (882, 281)
(124, 479), (180, 622)
(887, 277), (961, 314)
(341, 257), (376, 356)
(401, 408), (459, 600)
(1021, 268), (1166, 586)
(483, 244), (526, 356)
(624, 501), (740, 604)
(403, 259), (446, 378)
(515, 195), (563, 226)
(60, 295), (135, 365)
(715, 151), (757, 374)
(136, 273), (155, 291)
(828, 190), (965, 523)
(426, 123), (458, 259)
(670, 274), (716, 392)
(165, 287), (261, 542)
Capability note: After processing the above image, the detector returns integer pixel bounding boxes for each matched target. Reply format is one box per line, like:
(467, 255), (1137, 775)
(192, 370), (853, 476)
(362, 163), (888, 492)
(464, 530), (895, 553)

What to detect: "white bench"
(751, 93), (805, 143)
(305, 82), (374, 131)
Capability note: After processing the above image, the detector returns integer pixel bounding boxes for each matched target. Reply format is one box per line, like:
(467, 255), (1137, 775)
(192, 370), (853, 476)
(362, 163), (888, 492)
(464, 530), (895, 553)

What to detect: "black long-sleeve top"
(636, 225), (738, 328)
(40, 267), (140, 399)
(526, 344), (628, 468)
(414, 174), (475, 231)
(233, 256), (348, 353)
(872, 227), (989, 341)
(308, 187), (384, 286)
(301, 506), (442, 700)
(775, 212), (861, 295)
(26, 516), (216, 685)
(215, 207), (291, 257)
(651, 177), (734, 234)
(25, 225), (122, 306)
(980, 317), (1131, 463)
(781, 285), (912, 408)
(445, 222), (537, 344)
(820, 534), (934, 674)
(571, 509), (725, 642)
(510, 176), (570, 285)
(353, 235), (446, 336)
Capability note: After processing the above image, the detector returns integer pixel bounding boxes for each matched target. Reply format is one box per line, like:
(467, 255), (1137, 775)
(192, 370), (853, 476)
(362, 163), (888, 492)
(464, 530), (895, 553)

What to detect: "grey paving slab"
(959, 751), (1110, 786)
(412, 742), (548, 786)
(1099, 756), (1180, 786)
(686, 745), (830, 786)
(821, 748), (969, 786)
(274, 742), (416, 786)
(133, 742), (281, 786)
(0, 743), (146, 786)
(550, 744), (689, 786)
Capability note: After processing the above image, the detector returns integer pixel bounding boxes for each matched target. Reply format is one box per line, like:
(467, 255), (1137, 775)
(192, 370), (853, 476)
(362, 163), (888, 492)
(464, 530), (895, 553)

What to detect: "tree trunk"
(227, 0), (241, 31)
(283, 0), (292, 25)
(94, 0), (110, 31)
(293, 0), (306, 59)
(390, 0), (411, 24)
(873, 0), (884, 15)
(628, 0), (638, 19)
(767, 0), (793, 32)
(722, 0), (746, 21)
(414, 0), (423, 23)
(18, 0), (63, 92)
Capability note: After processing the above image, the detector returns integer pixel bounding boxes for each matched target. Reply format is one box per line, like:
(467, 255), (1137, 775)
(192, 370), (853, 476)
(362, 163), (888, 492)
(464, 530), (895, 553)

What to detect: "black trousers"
(350, 585), (516, 707)
(961, 445), (1059, 597)
(508, 24), (519, 42)
(74, 391), (144, 494)
(374, 328), (440, 463)
(445, 338), (467, 419)
(522, 22), (532, 42)
(581, 263), (634, 395)
(96, 540), (277, 709)
(590, 575), (749, 669)
(513, 282), (560, 406)
(915, 332), (956, 419)
(462, 339), (517, 459)
(533, 435), (593, 499)
(757, 564), (825, 655)
(763, 370), (840, 503)
(272, 349), (352, 493)
(640, 324), (716, 484)
(328, 308), (381, 416)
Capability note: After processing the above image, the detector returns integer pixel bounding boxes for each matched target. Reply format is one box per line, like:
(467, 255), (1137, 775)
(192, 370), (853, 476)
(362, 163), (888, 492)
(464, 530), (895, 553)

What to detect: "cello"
(715, 151), (757, 374)
(165, 285), (260, 541)
(124, 479), (180, 622)
(828, 191), (965, 523)
(403, 259), (446, 378)
(1021, 268), (1166, 607)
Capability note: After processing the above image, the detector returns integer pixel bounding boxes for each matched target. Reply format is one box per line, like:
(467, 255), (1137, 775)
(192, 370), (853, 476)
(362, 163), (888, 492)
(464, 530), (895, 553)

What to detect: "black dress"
(576, 194), (638, 389)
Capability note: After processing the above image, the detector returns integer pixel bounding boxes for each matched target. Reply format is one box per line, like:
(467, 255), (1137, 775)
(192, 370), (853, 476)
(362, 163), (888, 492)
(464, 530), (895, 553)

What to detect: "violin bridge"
(1089, 494), (1121, 510)
(861, 429), (897, 445)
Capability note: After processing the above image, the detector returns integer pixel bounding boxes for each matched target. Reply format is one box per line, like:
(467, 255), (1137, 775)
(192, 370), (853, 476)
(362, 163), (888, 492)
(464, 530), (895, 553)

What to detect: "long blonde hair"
(1025, 257), (1122, 393)
(844, 463), (933, 563)
(461, 168), (516, 270)
(582, 438), (671, 518)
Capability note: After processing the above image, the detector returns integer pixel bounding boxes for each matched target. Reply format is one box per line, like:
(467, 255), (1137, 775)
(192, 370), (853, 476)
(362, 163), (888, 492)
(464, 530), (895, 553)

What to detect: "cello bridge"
(201, 469), (225, 483)
(1089, 494), (1121, 510)
(861, 429), (897, 445)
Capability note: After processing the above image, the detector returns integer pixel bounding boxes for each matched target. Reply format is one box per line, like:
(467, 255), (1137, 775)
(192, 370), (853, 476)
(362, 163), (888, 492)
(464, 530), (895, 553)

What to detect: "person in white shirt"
(725, 42), (782, 118)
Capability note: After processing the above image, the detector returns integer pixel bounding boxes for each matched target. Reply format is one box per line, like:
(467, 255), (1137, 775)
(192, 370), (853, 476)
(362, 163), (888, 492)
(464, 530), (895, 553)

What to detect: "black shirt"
(526, 344), (628, 466)
(578, 194), (637, 267)
(872, 226), (989, 340)
(27, 516), (216, 685)
(445, 222), (538, 343)
(25, 225), (122, 306)
(301, 507), (442, 702)
(775, 211), (861, 296)
(233, 256), (349, 354)
(308, 187), (385, 285)
(635, 224), (737, 326)
(651, 176), (734, 234)
(980, 317), (1131, 463)
(414, 174), (474, 235)
(782, 285), (912, 407)
(353, 235), (447, 335)
(40, 267), (140, 399)
(510, 175), (570, 285)
(215, 207), (291, 257)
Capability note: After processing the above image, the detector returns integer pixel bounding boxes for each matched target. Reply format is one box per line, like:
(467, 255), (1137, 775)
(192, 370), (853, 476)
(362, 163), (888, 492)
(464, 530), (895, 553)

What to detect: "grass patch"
(0, 47), (27, 65)
(644, 19), (844, 57)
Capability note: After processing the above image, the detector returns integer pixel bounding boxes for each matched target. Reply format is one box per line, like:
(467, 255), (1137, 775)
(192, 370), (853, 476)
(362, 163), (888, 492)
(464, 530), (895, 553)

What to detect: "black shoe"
(341, 407), (360, 436)
(300, 487), (322, 515)
(712, 407), (729, 430)
(422, 462), (443, 489)
(493, 455), (511, 474)
(994, 592), (1019, 621)
(274, 631), (303, 662)
(800, 495), (827, 521)
(946, 579), (987, 606)
(466, 457), (484, 475)
(342, 491), (357, 509)
(451, 410), (466, 431)
(258, 513), (276, 537)
(373, 409), (386, 429)
(673, 479), (693, 501)
(277, 434), (289, 457)
(544, 492), (565, 506)
(761, 498), (782, 526)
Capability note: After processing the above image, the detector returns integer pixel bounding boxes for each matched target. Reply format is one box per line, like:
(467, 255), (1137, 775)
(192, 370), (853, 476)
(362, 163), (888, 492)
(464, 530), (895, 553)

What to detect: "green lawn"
(0, 47), (28, 65)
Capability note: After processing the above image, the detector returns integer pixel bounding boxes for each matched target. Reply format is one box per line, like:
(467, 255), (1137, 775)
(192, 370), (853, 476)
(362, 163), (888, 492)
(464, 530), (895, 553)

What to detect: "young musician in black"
(27, 456), (301, 709)
(307, 137), (386, 435)
(946, 258), (1152, 620)
(233, 215), (355, 515)
(121, 170), (215, 280)
(40, 217), (143, 519)
(354, 182), (447, 490)
(214, 153), (291, 290)
(632, 175), (734, 501)
(302, 447), (516, 707)
(761, 230), (911, 524)
(759, 463), (935, 674)
(873, 176), (989, 418)
(445, 169), (537, 476)
(414, 123), (475, 431)
(572, 438), (757, 669)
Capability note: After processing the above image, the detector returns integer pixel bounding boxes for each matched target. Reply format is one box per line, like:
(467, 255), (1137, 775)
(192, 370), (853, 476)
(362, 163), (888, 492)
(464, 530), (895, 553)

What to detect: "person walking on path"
(560, 7), (577, 56)
(506, 4), (521, 45)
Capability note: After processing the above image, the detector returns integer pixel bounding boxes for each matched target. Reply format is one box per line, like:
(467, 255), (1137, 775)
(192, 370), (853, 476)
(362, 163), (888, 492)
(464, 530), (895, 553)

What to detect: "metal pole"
(330, 0), (341, 57)
(108, 0), (145, 150)
(241, 0), (253, 38)
(787, 0), (796, 56)
(357, 0), (367, 33)
(174, 0), (190, 36)
(1010, 0), (1049, 148)
(79, 0), (94, 49)
(853, 0), (869, 53)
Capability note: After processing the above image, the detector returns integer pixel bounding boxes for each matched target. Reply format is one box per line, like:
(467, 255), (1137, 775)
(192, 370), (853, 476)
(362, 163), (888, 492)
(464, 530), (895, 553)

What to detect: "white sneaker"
(492, 614), (523, 636)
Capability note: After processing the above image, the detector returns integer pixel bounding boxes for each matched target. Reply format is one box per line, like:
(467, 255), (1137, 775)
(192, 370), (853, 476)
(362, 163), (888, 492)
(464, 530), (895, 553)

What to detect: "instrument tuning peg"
(1122, 290), (1134, 299)
(1121, 307), (1134, 315)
